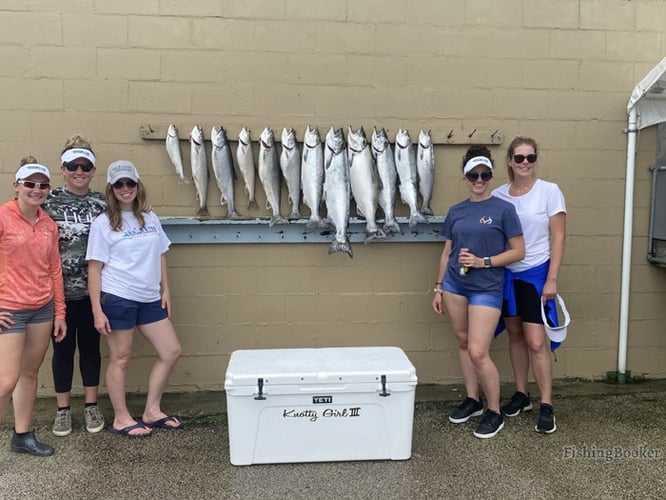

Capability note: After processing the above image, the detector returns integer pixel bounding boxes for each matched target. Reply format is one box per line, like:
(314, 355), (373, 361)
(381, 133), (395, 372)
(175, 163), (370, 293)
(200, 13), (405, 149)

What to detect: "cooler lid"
(225, 346), (417, 386)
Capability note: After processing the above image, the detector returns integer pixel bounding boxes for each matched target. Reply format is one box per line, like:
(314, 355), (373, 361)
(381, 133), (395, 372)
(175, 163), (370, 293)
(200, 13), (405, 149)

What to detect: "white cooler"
(224, 346), (418, 466)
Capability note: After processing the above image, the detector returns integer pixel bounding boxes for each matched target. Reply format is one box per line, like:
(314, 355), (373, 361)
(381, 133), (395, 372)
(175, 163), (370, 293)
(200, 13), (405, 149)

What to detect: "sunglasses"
(112, 179), (137, 189)
(65, 162), (94, 172)
(18, 180), (51, 190)
(513, 154), (538, 163)
(465, 171), (493, 182)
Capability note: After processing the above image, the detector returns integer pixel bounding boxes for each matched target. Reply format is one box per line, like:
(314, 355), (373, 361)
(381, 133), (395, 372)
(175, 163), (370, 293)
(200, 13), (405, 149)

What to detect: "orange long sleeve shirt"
(0, 199), (66, 319)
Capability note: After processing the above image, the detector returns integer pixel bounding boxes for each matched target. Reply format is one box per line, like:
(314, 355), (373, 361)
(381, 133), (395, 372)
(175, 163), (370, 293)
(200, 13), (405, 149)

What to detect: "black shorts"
(502, 279), (551, 325)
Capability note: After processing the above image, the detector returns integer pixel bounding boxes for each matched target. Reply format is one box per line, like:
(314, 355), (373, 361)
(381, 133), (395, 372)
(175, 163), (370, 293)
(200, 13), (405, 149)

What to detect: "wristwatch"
(483, 257), (492, 268)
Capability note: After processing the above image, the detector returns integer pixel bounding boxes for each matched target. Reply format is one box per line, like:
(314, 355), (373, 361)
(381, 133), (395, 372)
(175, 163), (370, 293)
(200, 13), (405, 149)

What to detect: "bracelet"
(435, 282), (442, 285)
(433, 288), (443, 294)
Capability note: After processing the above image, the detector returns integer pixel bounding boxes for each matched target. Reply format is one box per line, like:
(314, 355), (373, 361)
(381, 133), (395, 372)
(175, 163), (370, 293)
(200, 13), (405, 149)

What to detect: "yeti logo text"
(313, 396), (333, 404)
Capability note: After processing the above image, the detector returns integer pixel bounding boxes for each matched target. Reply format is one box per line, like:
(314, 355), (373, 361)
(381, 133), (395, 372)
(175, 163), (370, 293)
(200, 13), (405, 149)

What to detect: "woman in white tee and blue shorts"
(87, 161), (183, 438)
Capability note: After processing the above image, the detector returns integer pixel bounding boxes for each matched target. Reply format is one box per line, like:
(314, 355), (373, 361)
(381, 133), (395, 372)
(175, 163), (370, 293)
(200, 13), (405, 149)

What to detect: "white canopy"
(627, 57), (666, 130)
(618, 57), (666, 381)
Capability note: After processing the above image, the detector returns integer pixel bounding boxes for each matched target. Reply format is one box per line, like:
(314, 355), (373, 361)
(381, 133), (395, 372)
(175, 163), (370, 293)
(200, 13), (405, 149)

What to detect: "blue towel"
(495, 260), (561, 351)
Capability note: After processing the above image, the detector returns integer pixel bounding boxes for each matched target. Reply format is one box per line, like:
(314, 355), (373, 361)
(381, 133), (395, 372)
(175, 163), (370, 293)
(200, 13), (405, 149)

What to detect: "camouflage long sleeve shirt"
(43, 187), (106, 300)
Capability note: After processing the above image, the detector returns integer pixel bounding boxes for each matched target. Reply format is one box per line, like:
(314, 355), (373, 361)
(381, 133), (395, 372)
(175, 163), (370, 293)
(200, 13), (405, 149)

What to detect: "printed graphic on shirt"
(122, 225), (160, 239)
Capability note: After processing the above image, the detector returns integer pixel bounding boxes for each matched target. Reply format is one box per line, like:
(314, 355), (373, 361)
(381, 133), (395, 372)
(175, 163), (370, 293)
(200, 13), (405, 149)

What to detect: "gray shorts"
(0, 300), (54, 334)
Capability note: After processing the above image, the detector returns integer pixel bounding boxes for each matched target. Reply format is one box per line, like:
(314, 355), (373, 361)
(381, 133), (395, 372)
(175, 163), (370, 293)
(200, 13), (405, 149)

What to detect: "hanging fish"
(236, 127), (257, 209)
(258, 127), (287, 227)
(323, 127), (352, 258)
(371, 127), (402, 235)
(211, 126), (240, 219)
(417, 129), (435, 216)
(280, 127), (301, 220)
(166, 124), (188, 184)
(190, 124), (209, 217)
(301, 125), (327, 230)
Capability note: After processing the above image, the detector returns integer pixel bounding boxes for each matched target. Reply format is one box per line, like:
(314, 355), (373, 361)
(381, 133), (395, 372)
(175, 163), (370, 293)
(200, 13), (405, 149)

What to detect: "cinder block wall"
(1, 1), (665, 394)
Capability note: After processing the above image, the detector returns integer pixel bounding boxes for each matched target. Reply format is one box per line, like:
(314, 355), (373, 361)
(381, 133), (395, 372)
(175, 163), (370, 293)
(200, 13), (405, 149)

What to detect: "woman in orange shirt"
(0, 159), (67, 457)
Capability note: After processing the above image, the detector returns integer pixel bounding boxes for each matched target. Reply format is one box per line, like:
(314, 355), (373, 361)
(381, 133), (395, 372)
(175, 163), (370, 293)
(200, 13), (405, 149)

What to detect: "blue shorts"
(443, 274), (503, 310)
(100, 293), (168, 330)
(0, 300), (54, 334)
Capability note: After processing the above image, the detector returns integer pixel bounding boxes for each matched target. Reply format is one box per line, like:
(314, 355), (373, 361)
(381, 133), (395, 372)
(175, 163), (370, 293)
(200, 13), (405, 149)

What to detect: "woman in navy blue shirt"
(432, 145), (524, 439)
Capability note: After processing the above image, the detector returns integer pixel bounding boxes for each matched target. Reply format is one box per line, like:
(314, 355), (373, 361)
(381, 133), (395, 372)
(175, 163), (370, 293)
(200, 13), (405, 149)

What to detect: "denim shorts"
(443, 274), (503, 310)
(0, 300), (54, 334)
(100, 292), (168, 330)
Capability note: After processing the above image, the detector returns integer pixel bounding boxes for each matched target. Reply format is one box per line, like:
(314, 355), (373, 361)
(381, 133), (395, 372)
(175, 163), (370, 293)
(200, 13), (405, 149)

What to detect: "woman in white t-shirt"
(492, 137), (566, 435)
(87, 161), (182, 437)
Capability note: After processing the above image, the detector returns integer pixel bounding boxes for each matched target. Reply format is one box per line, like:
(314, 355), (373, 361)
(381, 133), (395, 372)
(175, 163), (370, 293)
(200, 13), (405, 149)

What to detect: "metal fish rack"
(160, 216), (445, 245)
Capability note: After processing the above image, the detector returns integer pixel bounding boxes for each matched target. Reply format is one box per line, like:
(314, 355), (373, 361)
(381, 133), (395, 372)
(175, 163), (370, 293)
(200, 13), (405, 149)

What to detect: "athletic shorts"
(0, 300), (54, 334)
(100, 292), (168, 330)
(502, 278), (550, 324)
(443, 273), (503, 310)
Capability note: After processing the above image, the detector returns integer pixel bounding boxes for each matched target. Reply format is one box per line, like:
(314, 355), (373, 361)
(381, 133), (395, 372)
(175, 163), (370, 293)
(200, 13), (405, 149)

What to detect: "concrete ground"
(1, 379), (664, 500)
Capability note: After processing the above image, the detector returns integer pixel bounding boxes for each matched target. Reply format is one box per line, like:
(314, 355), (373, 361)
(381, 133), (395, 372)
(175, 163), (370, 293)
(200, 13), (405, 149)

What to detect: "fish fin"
(420, 206), (434, 216)
(247, 199), (258, 209)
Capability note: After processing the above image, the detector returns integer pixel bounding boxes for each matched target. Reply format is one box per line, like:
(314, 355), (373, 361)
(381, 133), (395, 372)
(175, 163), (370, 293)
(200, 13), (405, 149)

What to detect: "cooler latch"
(254, 378), (267, 400)
(379, 374), (391, 397)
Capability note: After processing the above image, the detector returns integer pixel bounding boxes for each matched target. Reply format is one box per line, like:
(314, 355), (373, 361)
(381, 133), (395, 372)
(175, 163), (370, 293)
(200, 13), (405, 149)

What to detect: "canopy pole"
(618, 107), (638, 383)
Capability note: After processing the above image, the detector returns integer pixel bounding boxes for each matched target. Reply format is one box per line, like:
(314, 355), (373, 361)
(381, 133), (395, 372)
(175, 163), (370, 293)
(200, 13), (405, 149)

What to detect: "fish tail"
(409, 212), (427, 227)
(328, 239), (353, 258)
(420, 205), (433, 216)
(364, 229), (387, 244)
(383, 218), (403, 235)
(247, 199), (259, 209)
(306, 217), (329, 230)
(269, 215), (289, 227)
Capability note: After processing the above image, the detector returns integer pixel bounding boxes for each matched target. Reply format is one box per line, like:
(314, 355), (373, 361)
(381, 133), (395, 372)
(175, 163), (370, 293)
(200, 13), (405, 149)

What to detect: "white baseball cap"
(541, 294), (570, 343)
(15, 163), (51, 181)
(107, 160), (140, 185)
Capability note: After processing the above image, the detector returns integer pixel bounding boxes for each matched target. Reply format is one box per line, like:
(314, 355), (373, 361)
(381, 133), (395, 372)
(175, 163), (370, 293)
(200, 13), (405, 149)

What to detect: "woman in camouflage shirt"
(43, 135), (106, 437)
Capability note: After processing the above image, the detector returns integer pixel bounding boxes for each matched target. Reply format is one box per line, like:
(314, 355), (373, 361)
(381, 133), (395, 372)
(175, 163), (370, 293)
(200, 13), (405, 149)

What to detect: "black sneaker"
(473, 410), (504, 439)
(535, 403), (557, 434)
(449, 397), (484, 424)
(501, 391), (533, 417)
